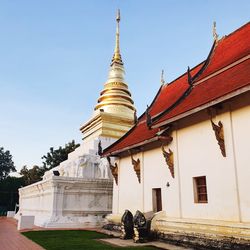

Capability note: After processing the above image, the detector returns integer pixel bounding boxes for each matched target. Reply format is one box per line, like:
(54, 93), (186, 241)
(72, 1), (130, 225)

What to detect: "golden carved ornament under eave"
(107, 156), (118, 185)
(211, 119), (226, 157)
(161, 145), (174, 178)
(130, 152), (141, 183)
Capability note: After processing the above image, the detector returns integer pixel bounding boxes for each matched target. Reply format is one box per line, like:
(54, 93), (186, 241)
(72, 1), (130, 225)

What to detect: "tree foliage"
(0, 147), (16, 180)
(20, 165), (46, 186)
(42, 140), (80, 170)
(0, 176), (25, 211)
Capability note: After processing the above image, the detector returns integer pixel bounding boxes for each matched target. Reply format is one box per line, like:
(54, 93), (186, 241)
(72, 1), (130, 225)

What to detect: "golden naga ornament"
(211, 119), (226, 157)
(130, 153), (141, 183)
(161, 145), (174, 178)
(107, 156), (118, 185)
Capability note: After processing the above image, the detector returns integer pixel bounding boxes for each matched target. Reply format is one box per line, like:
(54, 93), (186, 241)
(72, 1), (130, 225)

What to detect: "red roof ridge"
(219, 21), (250, 41)
(194, 55), (250, 87)
(163, 61), (205, 87)
(150, 54), (213, 123)
(194, 22), (250, 82)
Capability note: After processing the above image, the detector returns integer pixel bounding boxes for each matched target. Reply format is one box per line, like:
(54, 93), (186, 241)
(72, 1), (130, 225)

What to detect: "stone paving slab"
(0, 217), (44, 250)
(100, 238), (194, 250)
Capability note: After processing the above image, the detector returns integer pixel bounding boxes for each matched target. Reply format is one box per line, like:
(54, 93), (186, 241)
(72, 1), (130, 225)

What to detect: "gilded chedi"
(80, 10), (136, 141)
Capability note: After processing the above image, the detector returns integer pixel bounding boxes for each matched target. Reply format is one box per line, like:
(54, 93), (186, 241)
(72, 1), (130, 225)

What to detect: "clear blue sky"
(0, 0), (249, 171)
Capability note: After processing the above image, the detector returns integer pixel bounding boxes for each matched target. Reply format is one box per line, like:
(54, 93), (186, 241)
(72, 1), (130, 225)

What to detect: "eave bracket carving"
(211, 119), (226, 157)
(107, 156), (118, 185)
(130, 152), (141, 183)
(161, 145), (174, 178)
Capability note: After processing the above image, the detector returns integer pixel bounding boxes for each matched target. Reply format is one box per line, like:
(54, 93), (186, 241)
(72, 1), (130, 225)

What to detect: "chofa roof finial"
(187, 66), (192, 85)
(161, 69), (165, 85)
(213, 21), (219, 42)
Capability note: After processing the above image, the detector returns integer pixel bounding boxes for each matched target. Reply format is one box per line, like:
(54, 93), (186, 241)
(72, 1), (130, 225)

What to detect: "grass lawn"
(22, 230), (159, 250)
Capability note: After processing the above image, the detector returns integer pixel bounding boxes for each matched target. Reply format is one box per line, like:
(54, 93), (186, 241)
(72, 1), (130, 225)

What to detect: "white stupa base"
(18, 176), (113, 229)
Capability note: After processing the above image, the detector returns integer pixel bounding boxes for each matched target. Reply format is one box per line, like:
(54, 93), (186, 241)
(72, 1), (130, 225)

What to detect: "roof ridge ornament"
(213, 21), (219, 43)
(187, 66), (193, 86)
(146, 105), (152, 129)
(161, 69), (166, 85)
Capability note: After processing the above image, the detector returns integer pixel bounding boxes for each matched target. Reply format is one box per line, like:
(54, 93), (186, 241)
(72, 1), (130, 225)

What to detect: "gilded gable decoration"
(107, 156), (118, 184)
(161, 145), (174, 178)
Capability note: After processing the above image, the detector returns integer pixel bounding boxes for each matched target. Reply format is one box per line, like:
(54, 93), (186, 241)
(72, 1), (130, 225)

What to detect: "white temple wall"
(230, 93), (250, 222)
(176, 110), (240, 221)
(112, 158), (120, 214)
(112, 93), (250, 222)
(117, 155), (142, 214)
(143, 148), (181, 216)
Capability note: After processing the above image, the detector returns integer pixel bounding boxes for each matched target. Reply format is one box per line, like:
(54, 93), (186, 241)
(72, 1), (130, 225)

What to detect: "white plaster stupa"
(16, 10), (136, 228)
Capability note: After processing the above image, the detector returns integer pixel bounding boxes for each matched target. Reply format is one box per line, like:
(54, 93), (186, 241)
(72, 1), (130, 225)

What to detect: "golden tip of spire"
(116, 9), (120, 22)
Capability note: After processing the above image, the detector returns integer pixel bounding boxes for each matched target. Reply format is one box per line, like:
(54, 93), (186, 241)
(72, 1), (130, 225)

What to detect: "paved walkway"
(100, 238), (193, 250)
(0, 217), (193, 250)
(0, 217), (44, 250)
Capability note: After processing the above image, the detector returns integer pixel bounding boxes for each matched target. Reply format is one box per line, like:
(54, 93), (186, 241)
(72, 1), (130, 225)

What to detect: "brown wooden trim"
(103, 135), (172, 157)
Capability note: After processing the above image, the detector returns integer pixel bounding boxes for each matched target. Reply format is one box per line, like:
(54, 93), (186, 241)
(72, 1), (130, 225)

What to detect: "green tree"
(42, 140), (80, 170)
(0, 176), (25, 211)
(0, 147), (16, 180)
(20, 165), (45, 186)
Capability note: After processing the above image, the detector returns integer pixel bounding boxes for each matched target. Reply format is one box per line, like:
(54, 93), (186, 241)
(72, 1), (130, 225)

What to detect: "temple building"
(103, 22), (250, 247)
(16, 10), (136, 228)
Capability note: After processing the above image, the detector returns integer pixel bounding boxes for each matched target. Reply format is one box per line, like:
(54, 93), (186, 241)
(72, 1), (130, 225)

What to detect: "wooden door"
(152, 188), (162, 212)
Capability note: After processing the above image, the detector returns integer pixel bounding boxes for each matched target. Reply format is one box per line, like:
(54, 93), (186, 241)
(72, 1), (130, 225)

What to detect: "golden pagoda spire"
(80, 9), (136, 141)
(111, 9), (123, 65)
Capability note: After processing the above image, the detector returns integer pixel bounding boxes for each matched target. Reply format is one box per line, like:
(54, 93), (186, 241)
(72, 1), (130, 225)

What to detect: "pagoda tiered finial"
(111, 9), (123, 65)
(81, 9), (136, 141)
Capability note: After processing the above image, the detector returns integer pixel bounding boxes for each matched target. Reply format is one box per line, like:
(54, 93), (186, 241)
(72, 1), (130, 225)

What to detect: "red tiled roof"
(104, 121), (158, 154)
(103, 22), (250, 156)
(195, 22), (250, 81)
(103, 64), (202, 155)
(156, 59), (250, 125)
(150, 63), (204, 117)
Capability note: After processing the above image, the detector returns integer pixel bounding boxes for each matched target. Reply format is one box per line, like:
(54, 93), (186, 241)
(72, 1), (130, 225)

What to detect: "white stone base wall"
(18, 176), (113, 228)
